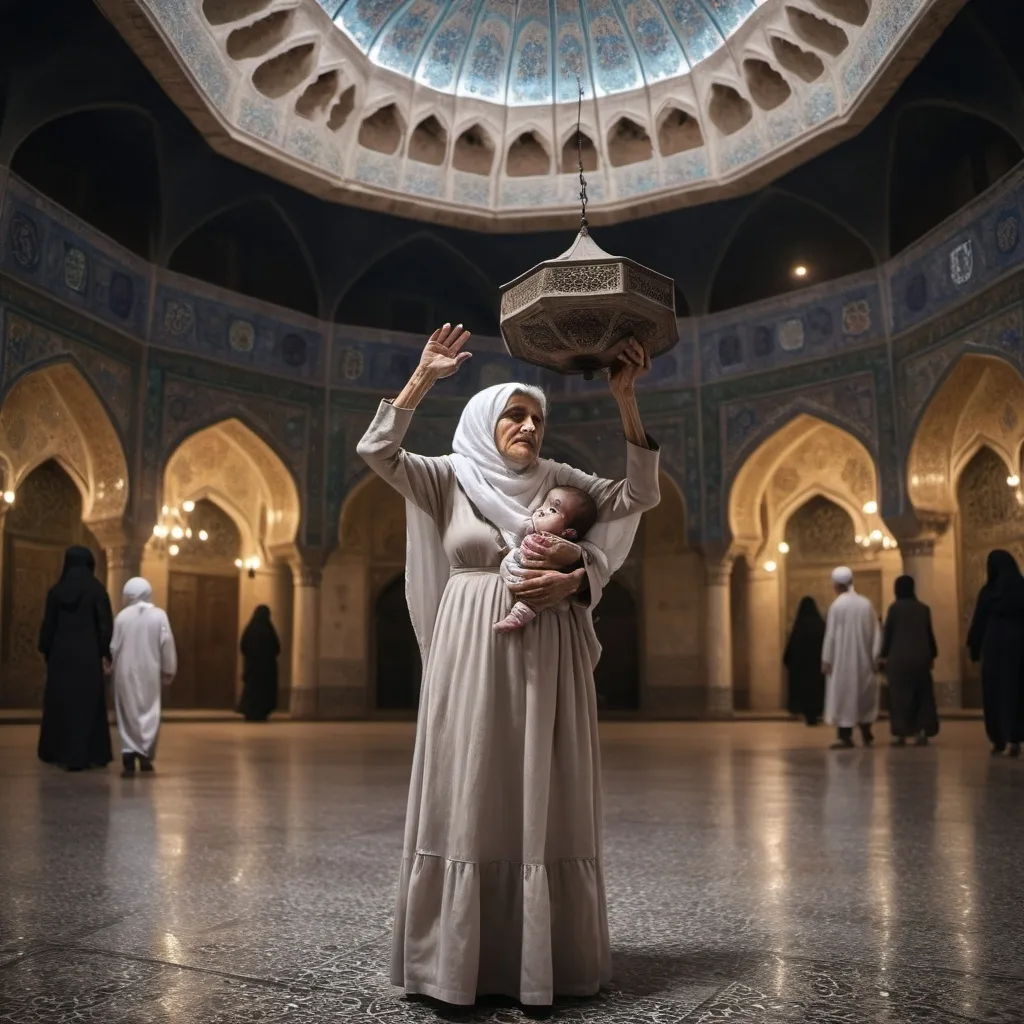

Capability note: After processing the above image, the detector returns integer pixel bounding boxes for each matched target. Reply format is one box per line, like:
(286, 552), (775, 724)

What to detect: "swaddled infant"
(493, 485), (598, 634)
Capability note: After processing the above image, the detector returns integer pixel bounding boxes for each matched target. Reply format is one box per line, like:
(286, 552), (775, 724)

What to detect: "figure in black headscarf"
(967, 550), (1024, 757)
(783, 596), (826, 726)
(238, 605), (281, 721)
(37, 546), (114, 771)
(879, 575), (938, 746)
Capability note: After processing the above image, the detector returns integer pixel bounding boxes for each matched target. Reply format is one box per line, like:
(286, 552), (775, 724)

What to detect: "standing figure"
(879, 575), (939, 747)
(37, 545), (114, 771)
(357, 325), (659, 1005)
(822, 566), (881, 749)
(110, 577), (177, 775)
(238, 605), (281, 721)
(967, 549), (1024, 757)
(783, 596), (826, 726)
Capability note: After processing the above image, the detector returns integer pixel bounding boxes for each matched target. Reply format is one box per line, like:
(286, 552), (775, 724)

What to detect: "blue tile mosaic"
(144, 0), (231, 111)
(842, 0), (924, 101)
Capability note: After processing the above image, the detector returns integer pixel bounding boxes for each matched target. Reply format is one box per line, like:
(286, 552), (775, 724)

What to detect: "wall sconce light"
(764, 560), (778, 573)
(862, 500), (878, 515)
(2, 490), (14, 506)
(777, 541), (790, 554)
(1008, 474), (1020, 488)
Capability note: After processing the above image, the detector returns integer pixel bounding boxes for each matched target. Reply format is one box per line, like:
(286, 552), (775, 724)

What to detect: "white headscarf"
(404, 382), (645, 660)
(122, 577), (154, 610)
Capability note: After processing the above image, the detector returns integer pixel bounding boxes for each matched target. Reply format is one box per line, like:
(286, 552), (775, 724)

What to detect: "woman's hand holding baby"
(507, 567), (586, 610)
(517, 532), (581, 570)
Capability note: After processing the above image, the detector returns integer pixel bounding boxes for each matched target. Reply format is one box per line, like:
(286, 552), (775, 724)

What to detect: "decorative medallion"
(779, 318), (805, 352)
(997, 215), (1019, 254)
(109, 273), (134, 319)
(229, 319), (255, 353)
(281, 333), (308, 367)
(163, 299), (195, 337)
(949, 240), (973, 286)
(841, 299), (871, 337)
(806, 307), (833, 342)
(718, 334), (742, 367)
(752, 325), (773, 358)
(905, 273), (928, 313)
(9, 213), (40, 270)
(341, 347), (364, 380)
(63, 245), (87, 293)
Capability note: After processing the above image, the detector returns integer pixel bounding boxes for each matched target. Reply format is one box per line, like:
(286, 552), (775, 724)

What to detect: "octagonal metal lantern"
(499, 228), (679, 377)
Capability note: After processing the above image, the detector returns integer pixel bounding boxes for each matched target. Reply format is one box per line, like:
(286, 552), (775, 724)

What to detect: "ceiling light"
(2, 490), (14, 505)
(182, 500), (195, 512)
(1008, 475), (1020, 488)
(862, 500), (878, 515)
(764, 560), (777, 573)
(234, 559), (243, 569)
(168, 544), (180, 557)
(777, 542), (790, 554)
(870, 529), (883, 541)
(171, 526), (184, 540)
(198, 530), (209, 542)
(792, 265), (808, 278)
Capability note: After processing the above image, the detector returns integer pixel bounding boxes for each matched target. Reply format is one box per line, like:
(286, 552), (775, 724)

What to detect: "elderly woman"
(357, 324), (660, 1006)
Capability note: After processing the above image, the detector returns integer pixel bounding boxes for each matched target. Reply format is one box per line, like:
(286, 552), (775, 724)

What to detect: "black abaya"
(238, 605), (281, 721)
(37, 546), (114, 769)
(783, 597), (826, 725)
(881, 576), (939, 739)
(967, 550), (1024, 750)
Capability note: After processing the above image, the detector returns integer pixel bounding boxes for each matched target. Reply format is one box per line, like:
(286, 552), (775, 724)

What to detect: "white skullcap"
(831, 566), (854, 586)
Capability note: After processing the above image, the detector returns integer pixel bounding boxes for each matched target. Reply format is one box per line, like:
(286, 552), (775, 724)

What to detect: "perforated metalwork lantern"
(499, 228), (679, 377)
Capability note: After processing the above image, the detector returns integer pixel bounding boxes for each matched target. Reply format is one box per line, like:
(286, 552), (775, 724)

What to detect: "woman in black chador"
(783, 596), (826, 726)
(37, 546), (114, 770)
(879, 575), (939, 746)
(967, 549), (1024, 757)
(238, 605), (281, 721)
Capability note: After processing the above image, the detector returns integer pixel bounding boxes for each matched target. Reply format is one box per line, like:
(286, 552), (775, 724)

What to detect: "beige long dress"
(358, 400), (660, 1005)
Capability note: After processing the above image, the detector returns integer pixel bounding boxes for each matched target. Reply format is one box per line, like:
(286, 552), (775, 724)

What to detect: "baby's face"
(531, 488), (579, 538)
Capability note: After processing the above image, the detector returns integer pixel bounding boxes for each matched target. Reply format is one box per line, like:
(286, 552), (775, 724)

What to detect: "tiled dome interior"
(320, 0), (760, 105)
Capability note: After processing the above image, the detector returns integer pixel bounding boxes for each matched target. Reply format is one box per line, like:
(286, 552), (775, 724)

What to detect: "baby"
(493, 485), (598, 633)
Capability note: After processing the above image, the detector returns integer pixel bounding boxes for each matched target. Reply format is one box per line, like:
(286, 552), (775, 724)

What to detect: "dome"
(322, 0), (760, 106)
(103, 0), (958, 229)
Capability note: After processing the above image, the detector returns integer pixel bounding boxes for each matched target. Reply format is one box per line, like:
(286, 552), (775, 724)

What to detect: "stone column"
(746, 567), (783, 711)
(105, 545), (141, 613)
(705, 560), (734, 718)
(290, 563), (322, 719)
(901, 534), (961, 707)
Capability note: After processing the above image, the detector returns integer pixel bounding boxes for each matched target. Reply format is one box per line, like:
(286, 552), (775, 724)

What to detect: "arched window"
(889, 107), (1022, 255)
(169, 199), (319, 317)
(335, 236), (499, 335)
(709, 194), (874, 312)
(11, 109), (160, 259)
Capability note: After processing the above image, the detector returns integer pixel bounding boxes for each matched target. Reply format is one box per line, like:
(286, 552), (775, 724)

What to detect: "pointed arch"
(10, 105), (161, 259)
(0, 361), (130, 530)
(707, 189), (877, 313)
(888, 103), (1023, 256)
(168, 195), (321, 317)
(333, 232), (499, 335)
(907, 354), (1024, 515)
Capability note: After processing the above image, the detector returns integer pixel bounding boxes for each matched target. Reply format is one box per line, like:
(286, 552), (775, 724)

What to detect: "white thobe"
(111, 603), (177, 758)
(822, 589), (881, 728)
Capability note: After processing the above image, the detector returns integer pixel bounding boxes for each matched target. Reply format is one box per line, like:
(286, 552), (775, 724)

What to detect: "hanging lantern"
(499, 79), (679, 378)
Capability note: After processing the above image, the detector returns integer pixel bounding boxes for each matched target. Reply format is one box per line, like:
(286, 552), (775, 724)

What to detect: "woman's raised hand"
(419, 323), (473, 380)
(607, 338), (650, 398)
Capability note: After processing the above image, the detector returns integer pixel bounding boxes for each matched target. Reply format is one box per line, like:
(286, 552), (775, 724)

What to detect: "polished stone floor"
(1, 720), (1023, 1023)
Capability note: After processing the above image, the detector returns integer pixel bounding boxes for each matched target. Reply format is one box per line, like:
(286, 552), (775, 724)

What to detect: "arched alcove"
(335, 236), (499, 335)
(708, 194), (875, 312)
(593, 581), (640, 713)
(374, 574), (421, 711)
(147, 418), (300, 708)
(889, 107), (1022, 255)
(168, 199), (320, 317)
(0, 460), (106, 708)
(11, 109), (160, 259)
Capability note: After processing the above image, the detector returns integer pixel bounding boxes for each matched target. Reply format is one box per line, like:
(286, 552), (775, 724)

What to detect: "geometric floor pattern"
(2, 720), (1023, 1023)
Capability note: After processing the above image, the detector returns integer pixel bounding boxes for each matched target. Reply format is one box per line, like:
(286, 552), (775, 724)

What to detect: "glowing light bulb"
(198, 530), (209, 542)
(793, 265), (808, 278)
(882, 537), (892, 549)
(777, 541), (790, 554)
(185, 528), (193, 539)
(171, 526), (184, 540)
(1008, 475), (1020, 488)
(870, 529), (883, 542)
(764, 560), (778, 573)
(855, 535), (863, 544)
(234, 559), (243, 569)
(161, 505), (169, 516)
(862, 500), (878, 515)
(182, 500), (195, 513)
(2, 490), (14, 505)
(168, 544), (180, 557)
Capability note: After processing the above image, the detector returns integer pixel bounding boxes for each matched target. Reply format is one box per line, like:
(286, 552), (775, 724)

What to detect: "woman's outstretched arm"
(609, 338), (652, 450)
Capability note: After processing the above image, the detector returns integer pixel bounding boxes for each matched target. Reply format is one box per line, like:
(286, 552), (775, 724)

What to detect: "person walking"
(238, 605), (281, 722)
(878, 575), (939, 747)
(783, 596), (826, 726)
(37, 546), (114, 771)
(110, 577), (177, 776)
(967, 549), (1024, 757)
(822, 566), (881, 749)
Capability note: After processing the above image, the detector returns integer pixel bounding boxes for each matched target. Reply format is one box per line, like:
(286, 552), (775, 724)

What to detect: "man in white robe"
(822, 566), (881, 749)
(110, 577), (177, 776)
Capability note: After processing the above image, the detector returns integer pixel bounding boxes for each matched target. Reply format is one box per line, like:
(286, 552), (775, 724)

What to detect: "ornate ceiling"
(100, 0), (965, 229)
